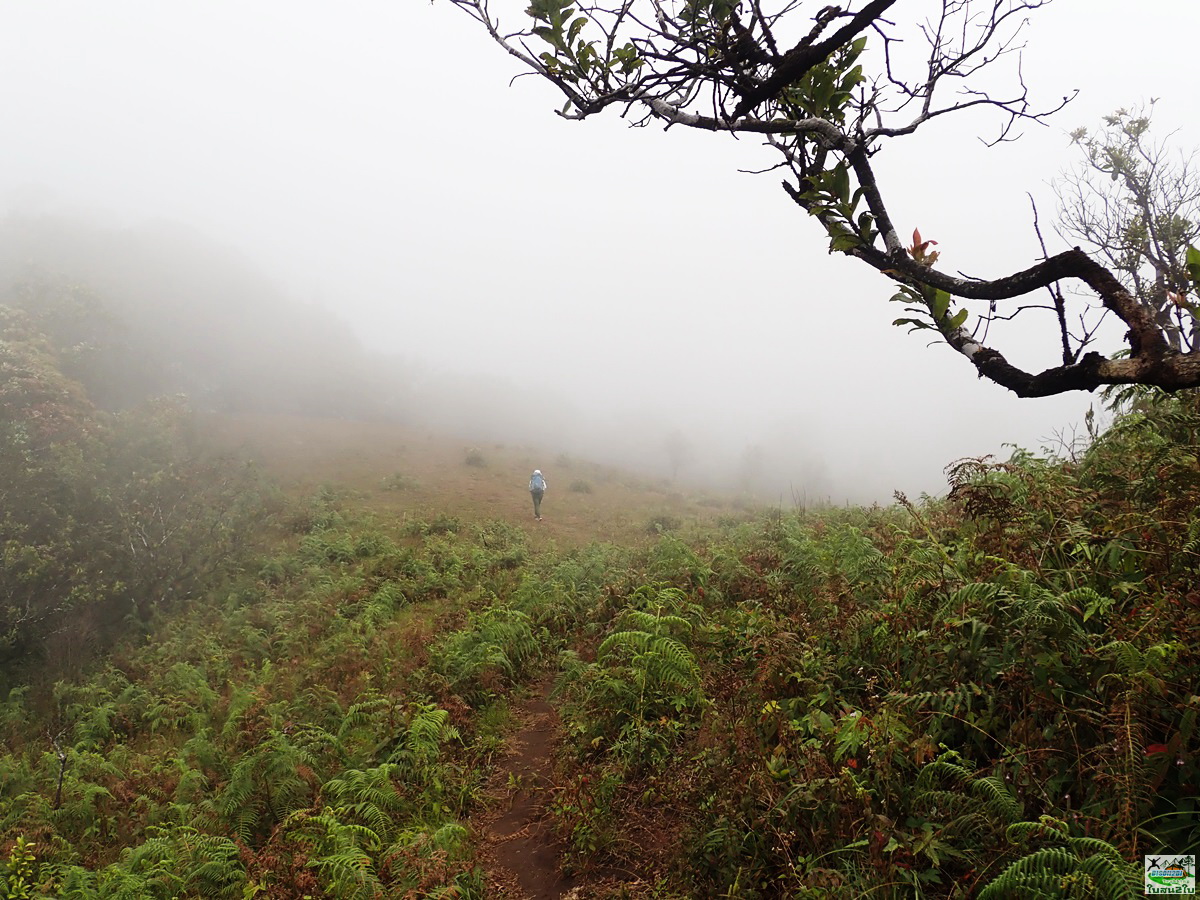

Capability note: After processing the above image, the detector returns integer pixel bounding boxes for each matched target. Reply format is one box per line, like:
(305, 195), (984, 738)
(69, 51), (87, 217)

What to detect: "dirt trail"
(475, 681), (578, 899)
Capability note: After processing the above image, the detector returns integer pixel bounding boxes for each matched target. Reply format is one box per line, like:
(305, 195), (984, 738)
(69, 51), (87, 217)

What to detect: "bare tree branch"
(447, 0), (1200, 396)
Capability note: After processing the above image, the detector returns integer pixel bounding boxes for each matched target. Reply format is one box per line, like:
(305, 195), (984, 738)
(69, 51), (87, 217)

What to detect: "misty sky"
(2, 1), (1197, 502)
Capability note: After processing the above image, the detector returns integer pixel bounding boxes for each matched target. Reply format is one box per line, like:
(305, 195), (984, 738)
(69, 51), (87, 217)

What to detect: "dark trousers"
(531, 490), (544, 517)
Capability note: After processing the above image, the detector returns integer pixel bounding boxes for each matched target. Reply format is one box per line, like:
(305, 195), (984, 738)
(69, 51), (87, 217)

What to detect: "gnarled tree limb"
(448, 0), (1200, 395)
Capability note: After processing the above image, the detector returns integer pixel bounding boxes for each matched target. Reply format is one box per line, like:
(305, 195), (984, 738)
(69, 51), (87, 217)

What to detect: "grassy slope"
(204, 413), (741, 549)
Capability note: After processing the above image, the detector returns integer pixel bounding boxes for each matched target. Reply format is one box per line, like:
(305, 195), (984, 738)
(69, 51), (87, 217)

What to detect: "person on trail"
(529, 469), (547, 520)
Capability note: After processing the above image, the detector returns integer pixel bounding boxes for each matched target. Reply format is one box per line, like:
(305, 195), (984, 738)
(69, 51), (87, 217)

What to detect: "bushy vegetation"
(0, 307), (266, 684)
(380, 472), (420, 492)
(0, 495), (535, 896)
(3, 302), (1197, 896)
(538, 389), (1200, 897)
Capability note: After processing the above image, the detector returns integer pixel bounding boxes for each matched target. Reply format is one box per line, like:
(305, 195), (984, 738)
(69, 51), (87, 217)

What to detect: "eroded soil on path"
(474, 682), (578, 899)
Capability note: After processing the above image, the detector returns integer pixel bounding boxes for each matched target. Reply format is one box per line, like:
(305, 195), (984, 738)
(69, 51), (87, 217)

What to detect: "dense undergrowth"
(0, 486), (602, 897)
(544, 390), (1200, 897)
(1, 305), (271, 686)
(2, 390), (1198, 898)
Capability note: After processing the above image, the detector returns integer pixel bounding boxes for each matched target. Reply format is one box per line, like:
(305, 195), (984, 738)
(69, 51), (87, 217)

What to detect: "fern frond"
(972, 774), (1022, 822)
(978, 833), (1140, 900)
(647, 635), (702, 688)
(942, 581), (1004, 615)
(597, 630), (654, 661)
(620, 609), (692, 636)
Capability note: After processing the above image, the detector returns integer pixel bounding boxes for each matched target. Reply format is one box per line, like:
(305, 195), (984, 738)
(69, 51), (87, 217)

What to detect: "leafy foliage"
(978, 817), (1141, 899)
(535, 391), (1200, 893)
(1058, 108), (1200, 354)
(0, 307), (265, 684)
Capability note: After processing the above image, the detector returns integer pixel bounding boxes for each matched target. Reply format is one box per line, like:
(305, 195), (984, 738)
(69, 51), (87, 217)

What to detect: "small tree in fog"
(664, 429), (692, 481)
(738, 444), (765, 493)
(0, 307), (262, 676)
(446, 0), (1200, 396)
(1056, 106), (1200, 356)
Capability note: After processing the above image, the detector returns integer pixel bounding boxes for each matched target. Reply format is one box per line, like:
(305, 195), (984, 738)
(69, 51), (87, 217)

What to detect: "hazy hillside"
(0, 213), (848, 504)
(0, 214), (404, 418)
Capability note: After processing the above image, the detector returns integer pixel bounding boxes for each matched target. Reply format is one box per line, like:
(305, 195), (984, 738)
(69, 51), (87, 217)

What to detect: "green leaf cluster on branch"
(448, 0), (1200, 396)
(1058, 106), (1200, 357)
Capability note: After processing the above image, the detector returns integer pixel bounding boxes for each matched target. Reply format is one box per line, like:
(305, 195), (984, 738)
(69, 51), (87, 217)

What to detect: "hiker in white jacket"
(529, 469), (547, 520)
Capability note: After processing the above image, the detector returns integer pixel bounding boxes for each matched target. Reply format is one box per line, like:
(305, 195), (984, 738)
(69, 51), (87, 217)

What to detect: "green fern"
(293, 810), (385, 900)
(217, 729), (323, 843)
(915, 752), (1023, 849)
(322, 764), (406, 840)
(619, 609), (693, 637)
(434, 606), (541, 704)
(978, 817), (1140, 899)
(402, 704), (460, 768)
(557, 588), (708, 773)
(597, 630), (701, 698)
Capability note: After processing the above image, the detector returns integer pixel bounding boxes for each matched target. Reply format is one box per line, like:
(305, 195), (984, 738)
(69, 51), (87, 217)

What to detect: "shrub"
(434, 607), (541, 706)
(645, 514), (682, 534)
(569, 479), (592, 494)
(463, 448), (486, 467)
(404, 515), (461, 537)
(381, 472), (420, 492)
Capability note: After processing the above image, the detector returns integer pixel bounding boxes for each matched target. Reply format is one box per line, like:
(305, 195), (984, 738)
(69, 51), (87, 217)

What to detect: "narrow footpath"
(474, 680), (579, 899)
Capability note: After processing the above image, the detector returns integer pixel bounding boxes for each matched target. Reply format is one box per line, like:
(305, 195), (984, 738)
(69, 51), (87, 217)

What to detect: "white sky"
(1, 1), (1197, 501)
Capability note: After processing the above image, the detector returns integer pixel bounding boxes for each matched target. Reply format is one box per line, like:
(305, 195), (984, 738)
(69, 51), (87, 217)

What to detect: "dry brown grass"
(202, 413), (735, 548)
